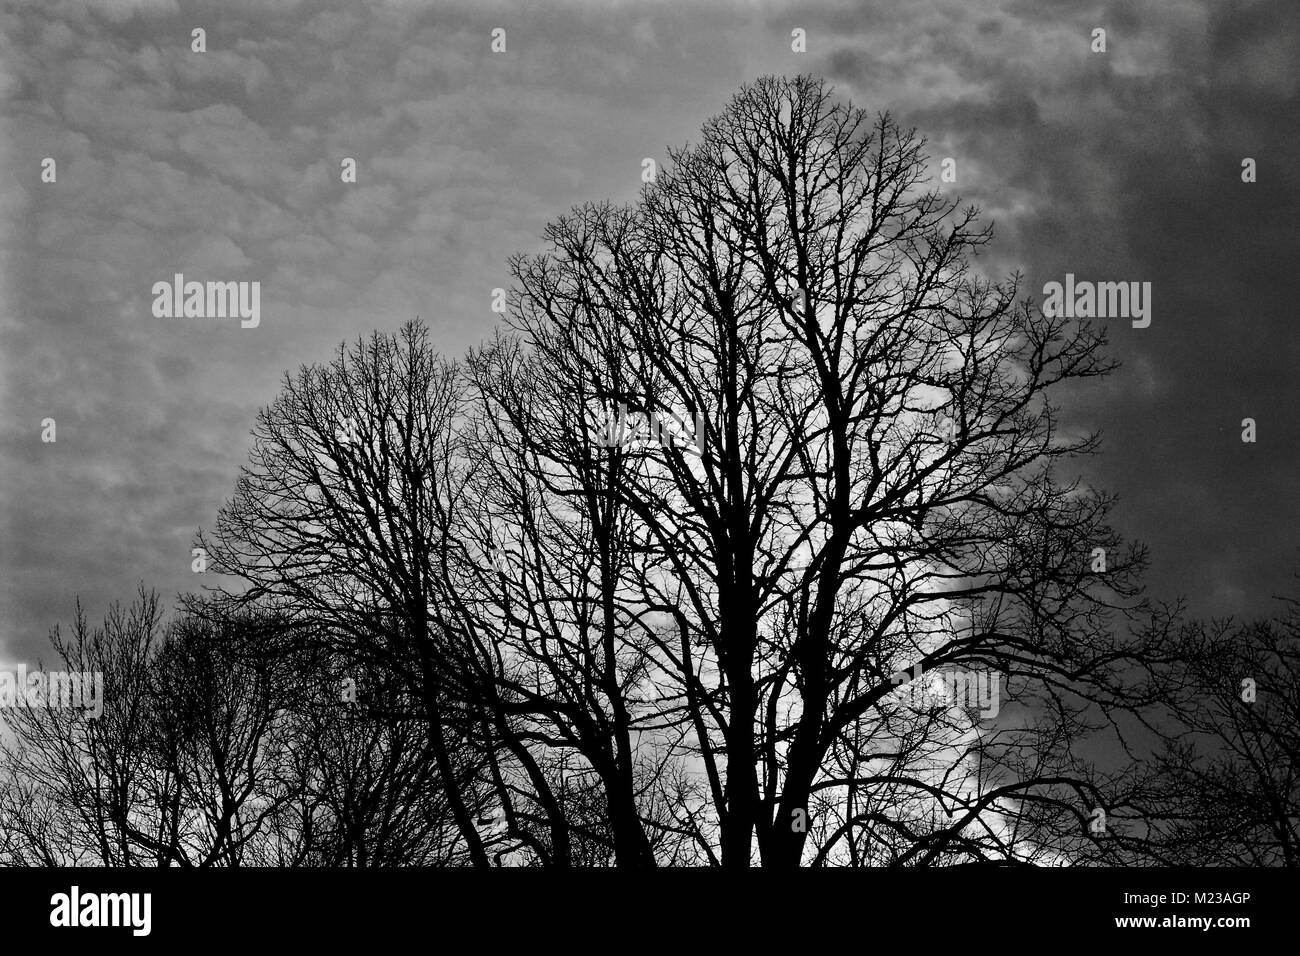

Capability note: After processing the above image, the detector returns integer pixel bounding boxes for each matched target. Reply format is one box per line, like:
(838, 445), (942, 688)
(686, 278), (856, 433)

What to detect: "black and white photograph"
(0, 0), (1293, 939)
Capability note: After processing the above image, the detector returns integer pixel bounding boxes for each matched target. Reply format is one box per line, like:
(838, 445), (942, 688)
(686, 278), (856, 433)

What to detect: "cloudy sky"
(0, 0), (1296, 667)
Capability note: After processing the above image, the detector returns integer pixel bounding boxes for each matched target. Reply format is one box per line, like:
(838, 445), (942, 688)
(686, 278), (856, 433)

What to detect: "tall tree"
(193, 75), (1181, 869)
(505, 74), (1155, 866)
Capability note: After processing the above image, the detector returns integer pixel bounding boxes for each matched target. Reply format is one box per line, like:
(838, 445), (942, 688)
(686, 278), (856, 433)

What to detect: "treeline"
(2, 75), (1295, 866)
(3, 584), (1295, 865)
(1, 591), (466, 866)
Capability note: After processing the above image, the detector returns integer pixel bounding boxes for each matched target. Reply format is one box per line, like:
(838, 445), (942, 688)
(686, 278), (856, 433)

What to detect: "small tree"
(0, 587), (163, 866)
(0, 592), (322, 866)
(1132, 599), (1300, 865)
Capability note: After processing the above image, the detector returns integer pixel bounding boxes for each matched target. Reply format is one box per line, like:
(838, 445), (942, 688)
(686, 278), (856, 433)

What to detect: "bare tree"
(503, 74), (1161, 867)
(0, 591), (313, 866)
(0, 587), (163, 866)
(185, 75), (1194, 869)
(460, 336), (683, 867)
(199, 325), (500, 866)
(294, 662), (467, 867)
(1121, 595), (1300, 865)
(0, 587), (474, 867)
(137, 603), (308, 866)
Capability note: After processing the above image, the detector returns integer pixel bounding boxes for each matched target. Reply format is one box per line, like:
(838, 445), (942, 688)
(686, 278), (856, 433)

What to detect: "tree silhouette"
(192, 75), (1176, 867)
(1123, 595), (1300, 865)
(11, 75), (1237, 869)
(197, 326), (499, 866)
(0, 591), (467, 866)
(495, 74), (1157, 866)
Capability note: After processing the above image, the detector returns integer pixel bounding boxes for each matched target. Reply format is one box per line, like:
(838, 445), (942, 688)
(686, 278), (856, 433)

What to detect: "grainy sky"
(1, 0), (1296, 667)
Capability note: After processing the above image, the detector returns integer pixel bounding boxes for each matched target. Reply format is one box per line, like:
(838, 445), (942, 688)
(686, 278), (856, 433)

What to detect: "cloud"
(0, 0), (1296, 669)
(82, 0), (181, 24)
